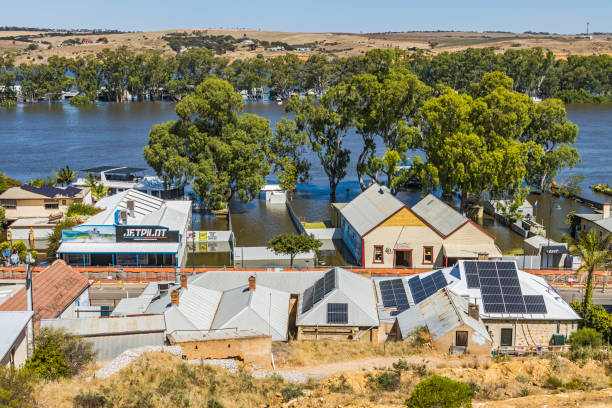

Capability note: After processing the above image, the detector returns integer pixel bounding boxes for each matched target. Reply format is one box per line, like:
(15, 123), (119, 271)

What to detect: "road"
(556, 287), (612, 311)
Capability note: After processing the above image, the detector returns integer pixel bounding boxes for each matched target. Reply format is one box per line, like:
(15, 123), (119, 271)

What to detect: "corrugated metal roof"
(190, 271), (325, 294)
(0, 311), (33, 361)
(172, 286), (222, 331)
(297, 268), (379, 327)
(339, 183), (405, 236)
(211, 284), (289, 341)
(111, 296), (155, 316)
(411, 194), (468, 236)
(168, 329), (266, 343)
(40, 314), (166, 335)
(442, 243), (502, 258)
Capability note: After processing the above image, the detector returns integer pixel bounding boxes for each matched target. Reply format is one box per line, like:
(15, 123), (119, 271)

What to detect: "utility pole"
(587, 22), (590, 36)
(25, 254), (35, 357)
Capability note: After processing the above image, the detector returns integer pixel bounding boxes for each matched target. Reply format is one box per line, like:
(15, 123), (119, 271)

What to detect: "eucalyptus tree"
(269, 54), (301, 98)
(98, 46), (133, 103)
(71, 55), (103, 102)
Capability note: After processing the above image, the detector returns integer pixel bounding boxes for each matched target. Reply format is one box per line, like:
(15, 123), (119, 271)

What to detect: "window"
(44, 200), (59, 209)
(500, 328), (513, 347)
(373, 245), (384, 264)
(61, 200), (67, 205)
(423, 246), (434, 264)
(0, 199), (16, 209)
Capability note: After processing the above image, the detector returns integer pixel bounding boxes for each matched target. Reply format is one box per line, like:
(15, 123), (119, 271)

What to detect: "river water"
(1, 101), (610, 262)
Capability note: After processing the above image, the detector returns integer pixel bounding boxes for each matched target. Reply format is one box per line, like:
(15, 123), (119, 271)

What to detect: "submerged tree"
(144, 77), (272, 210)
(267, 233), (322, 268)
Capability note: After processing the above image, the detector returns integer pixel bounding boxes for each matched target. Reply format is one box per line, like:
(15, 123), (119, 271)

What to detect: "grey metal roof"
(338, 183), (405, 236)
(524, 235), (564, 249)
(111, 296), (156, 316)
(0, 311), (33, 361)
(40, 315), (166, 336)
(297, 268), (379, 327)
(211, 284), (289, 341)
(411, 194), (468, 236)
(190, 271), (325, 294)
(575, 213), (602, 222)
(168, 329), (266, 343)
(166, 286), (222, 331)
(396, 288), (491, 343)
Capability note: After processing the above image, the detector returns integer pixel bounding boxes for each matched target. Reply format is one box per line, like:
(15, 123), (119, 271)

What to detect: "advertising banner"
(116, 226), (179, 242)
(61, 226), (116, 243)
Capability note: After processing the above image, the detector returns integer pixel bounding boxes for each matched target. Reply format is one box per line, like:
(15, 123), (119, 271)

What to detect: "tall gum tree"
(144, 77), (272, 210)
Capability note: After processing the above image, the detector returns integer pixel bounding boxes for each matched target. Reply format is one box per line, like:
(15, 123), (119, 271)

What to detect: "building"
(73, 166), (183, 199)
(575, 202), (612, 244)
(391, 288), (492, 355)
(337, 184), (501, 269)
(0, 184), (92, 221)
(233, 246), (316, 268)
(40, 315), (166, 361)
(522, 235), (577, 269)
(296, 268), (379, 342)
(0, 311), (33, 367)
(56, 189), (192, 267)
(0, 260), (90, 327)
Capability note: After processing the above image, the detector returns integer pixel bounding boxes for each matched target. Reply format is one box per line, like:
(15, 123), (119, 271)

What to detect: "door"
(394, 250), (412, 268)
(500, 328), (513, 347)
(456, 331), (468, 347)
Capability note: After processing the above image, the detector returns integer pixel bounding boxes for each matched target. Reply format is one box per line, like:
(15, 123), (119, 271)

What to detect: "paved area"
(556, 287), (612, 308)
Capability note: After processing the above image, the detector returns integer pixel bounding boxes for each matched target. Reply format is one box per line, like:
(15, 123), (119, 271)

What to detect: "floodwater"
(0, 101), (610, 263)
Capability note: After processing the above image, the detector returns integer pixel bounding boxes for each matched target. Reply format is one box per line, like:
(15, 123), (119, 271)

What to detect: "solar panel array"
(302, 269), (336, 314)
(327, 303), (348, 324)
(408, 271), (448, 305)
(462, 261), (547, 315)
(379, 279), (410, 315)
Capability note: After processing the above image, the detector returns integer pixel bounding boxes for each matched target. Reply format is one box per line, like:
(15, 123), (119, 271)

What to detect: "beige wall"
(445, 222), (495, 246)
(433, 323), (491, 355)
(580, 219), (612, 247)
(364, 226), (443, 268)
(0, 328), (28, 367)
(4, 197), (78, 220)
(485, 320), (578, 349)
(174, 336), (272, 369)
(297, 326), (379, 343)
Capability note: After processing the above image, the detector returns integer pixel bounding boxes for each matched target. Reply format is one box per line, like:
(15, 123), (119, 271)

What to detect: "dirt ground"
(3, 28), (612, 64)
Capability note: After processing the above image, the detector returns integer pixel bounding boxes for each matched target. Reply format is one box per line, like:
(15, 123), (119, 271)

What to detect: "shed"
(0, 311), (33, 367)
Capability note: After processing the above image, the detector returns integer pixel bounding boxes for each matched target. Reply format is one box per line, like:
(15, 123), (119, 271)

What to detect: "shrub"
(66, 203), (99, 217)
(69, 95), (92, 106)
(569, 327), (603, 349)
(280, 384), (304, 402)
(35, 327), (96, 376)
(0, 366), (37, 407)
(543, 375), (563, 389)
(24, 342), (69, 380)
(47, 217), (80, 257)
(406, 375), (472, 408)
(207, 397), (224, 408)
(368, 372), (400, 391)
(73, 391), (107, 408)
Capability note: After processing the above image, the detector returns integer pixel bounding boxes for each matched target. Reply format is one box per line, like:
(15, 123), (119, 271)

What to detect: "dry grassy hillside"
(3, 28), (612, 64)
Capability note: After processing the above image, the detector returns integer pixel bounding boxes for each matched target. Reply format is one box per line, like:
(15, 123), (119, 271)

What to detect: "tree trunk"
(582, 267), (594, 311)
(356, 143), (373, 191)
(460, 190), (468, 214)
(290, 254), (294, 268)
(329, 180), (338, 203)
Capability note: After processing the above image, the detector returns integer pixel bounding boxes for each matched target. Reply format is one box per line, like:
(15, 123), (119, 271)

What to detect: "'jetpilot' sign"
(116, 226), (179, 242)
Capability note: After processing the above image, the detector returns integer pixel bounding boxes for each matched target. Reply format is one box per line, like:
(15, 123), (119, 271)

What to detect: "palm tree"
(563, 231), (612, 310)
(54, 165), (77, 186)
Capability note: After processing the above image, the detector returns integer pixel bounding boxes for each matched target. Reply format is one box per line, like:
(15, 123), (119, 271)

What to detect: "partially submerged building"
(56, 189), (191, 267)
(575, 202), (612, 242)
(336, 184), (501, 269)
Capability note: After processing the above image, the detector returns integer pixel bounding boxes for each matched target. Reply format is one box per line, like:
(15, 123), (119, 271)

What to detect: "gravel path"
(92, 346), (182, 380)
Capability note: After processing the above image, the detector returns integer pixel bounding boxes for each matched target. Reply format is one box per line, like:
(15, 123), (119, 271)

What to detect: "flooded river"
(0, 101), (610, 262)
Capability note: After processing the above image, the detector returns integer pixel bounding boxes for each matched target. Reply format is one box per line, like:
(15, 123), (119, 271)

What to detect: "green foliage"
(0, 366), (36, 408)
(144, 77), (272, 210)
(26, 176), (57, 187)
(267, 233), (322, 267)
(543, 375), (563, 389)
(368, 372), (400, 391)
(571, 302), (612, 342)
(54, 165), (77, 186)
(73, 391), (107, 408)
(69, 94), (92, 105)
(280, 384), (304, 402)
(406, 375), (472, 408)
(277, 161), (298, 193)
(35, 327), (96, 376)
(569, 327), (603, 349)
(0, 172), (21, 194)
(271, 118), (311, 183)
(592, 183), (612, 195)
(66, 202), (99, 217)
(47, 217), (80, 258)
(24, 341), (69, 380)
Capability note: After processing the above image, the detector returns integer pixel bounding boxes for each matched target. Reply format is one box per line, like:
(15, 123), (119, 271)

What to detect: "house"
(523, 235), (577, 269)
(336, 184), (501, 269)
(575, 202), (612, 245)
(296, 268), (379, 342)
(0, 260), (90, 327)
(56, 189), (192, 267)
(0, 184), (92, 221)
(391, 288), (492, 355)
(0, 311), (33, 367)
(40, 315), (166, 361)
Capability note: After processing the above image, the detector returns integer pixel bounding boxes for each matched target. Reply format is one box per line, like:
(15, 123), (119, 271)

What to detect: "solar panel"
(432, 271), (448, 289)
(524, 295), (547, 314)
(408, 276), (427, 304)
(301, 287), (314, 313)
(483, 303), (505, 313)
(407, 271), (450, 305)
(302, 270), (337, 314)
(327, 303), (348, 324)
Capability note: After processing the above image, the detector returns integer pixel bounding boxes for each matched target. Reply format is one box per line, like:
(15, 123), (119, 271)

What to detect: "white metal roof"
(442, 243), (502, 259)
(190, 270), (325, 294)
(297, 268), (379, 327)
(111, 296), (156, 316)
(0, 311), (33, 361)
(523, 235), (564, 249)
(168, 286), (222, 331)
(339, 183), (405, 236)
(211, 284), (289, 341)
(57, 241), (180, 254)
(396, 288), (491, 343)
(411, 194), (468, 236)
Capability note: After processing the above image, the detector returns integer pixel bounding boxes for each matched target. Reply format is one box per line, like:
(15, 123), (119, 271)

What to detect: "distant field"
(2, 28), (611, 64)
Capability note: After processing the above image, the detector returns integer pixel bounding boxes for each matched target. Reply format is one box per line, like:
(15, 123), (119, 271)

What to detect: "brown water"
(1, 101), (610, 264)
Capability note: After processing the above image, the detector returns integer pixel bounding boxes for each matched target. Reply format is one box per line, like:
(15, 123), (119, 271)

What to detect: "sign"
(116, 226), (179, 242)
(542, 245), (567, 255)
(187, 230), (227, 242)
(62, 226), (116, 243)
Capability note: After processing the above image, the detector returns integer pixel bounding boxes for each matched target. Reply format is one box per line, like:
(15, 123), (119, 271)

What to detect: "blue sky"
(2, 0), (611, 34)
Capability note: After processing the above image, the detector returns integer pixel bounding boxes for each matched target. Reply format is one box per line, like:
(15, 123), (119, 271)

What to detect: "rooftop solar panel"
(408, 276), (427, 304)
(302, 269), (337, 314)
(524, 295), (547, 314)
(327, 303), (348, 324)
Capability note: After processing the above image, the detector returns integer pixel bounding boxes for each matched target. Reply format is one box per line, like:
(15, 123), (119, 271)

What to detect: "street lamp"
(547, 182), (562, 268)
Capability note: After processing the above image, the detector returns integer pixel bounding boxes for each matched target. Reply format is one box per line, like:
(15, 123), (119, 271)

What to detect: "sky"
(2, 0), (611, 34)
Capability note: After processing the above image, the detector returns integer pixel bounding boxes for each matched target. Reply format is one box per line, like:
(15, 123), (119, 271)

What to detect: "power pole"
(587, 22), (590, 36)
(25, 261), (34, 357)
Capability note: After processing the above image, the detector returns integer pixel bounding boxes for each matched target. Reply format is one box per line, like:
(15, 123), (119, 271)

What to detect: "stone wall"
(175, 335), (272, 369)
(485, 319), (578, 349)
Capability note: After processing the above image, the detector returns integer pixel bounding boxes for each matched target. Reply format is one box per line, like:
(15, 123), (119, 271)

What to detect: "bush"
(569, 327), (604, 349)
(73, 391), (107, 408)
(69, 95), (92, 106)
(47, 217), (80, 258)
(280, 384), (303, 402)
(24, 342), (69, 380)
(369, 372), (400, 391)
(66, 202), (99, 217)
(35, 327), (95, 376)
(406, 375), (472, 408)
(543, 375), (563, 389)
(0, 366), (37, 407)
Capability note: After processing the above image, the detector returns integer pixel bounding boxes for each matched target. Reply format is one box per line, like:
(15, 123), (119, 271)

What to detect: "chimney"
(171, 290), (179, 306)
(468, 303), (480, 320)
(180, 274), (187, 289)
(477, 252), (489, 261)
(248, 275), (256, 291)
(603, 202), (610, 219)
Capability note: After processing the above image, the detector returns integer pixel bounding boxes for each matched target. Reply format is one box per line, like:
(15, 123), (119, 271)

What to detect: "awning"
(442, 243), (502, 259)
(57, 241), (180, 254)
(394, 243), (413, 250)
